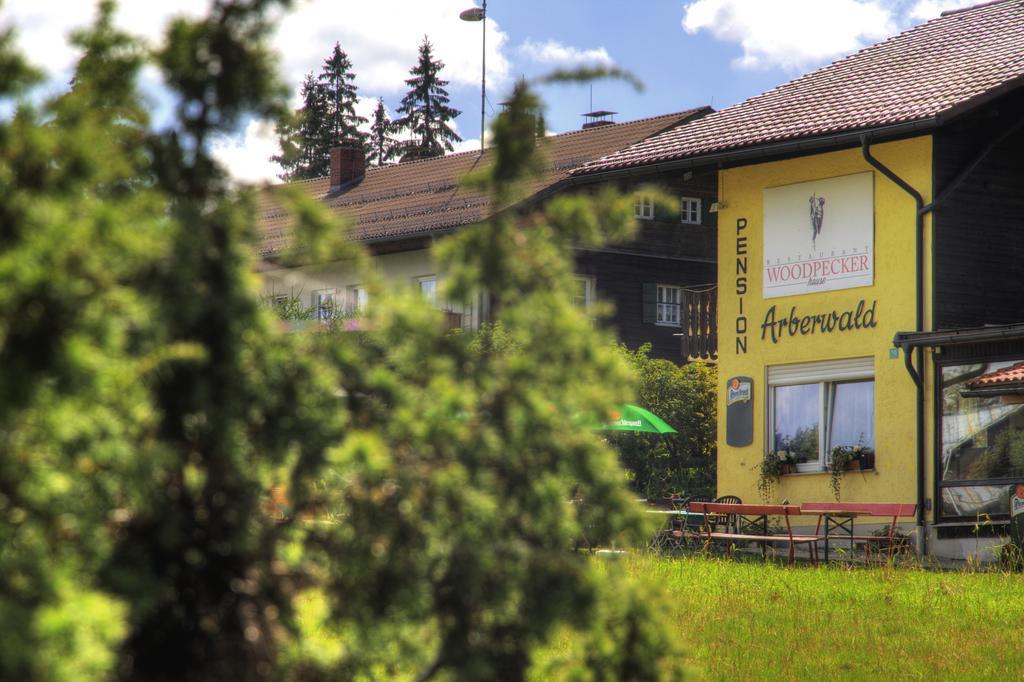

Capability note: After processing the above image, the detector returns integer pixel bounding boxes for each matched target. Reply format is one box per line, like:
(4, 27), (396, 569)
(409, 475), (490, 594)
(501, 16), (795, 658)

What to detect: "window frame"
(417, 275), (438, 306)
(312, 288), (338, 323)
(347, 285), (368, 313)
(634, 194), (655, 220)
(572, 275), (595, 311)
(766, 357), (875, 473)
(655, 284), (682, 327)
(680, 196), (702, 225)
(934, 354), (1024, 522)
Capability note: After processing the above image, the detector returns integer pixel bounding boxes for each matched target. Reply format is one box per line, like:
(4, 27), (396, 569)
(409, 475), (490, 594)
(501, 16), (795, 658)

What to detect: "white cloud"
(907, 0), (979, 21)
(1, 0), (510, 181)
(209, 119), (282, 185)
(451, 137), (482, 154)
(682, 0), (895, 72)
(680, 0), (986, 73)
(2, 0), (509, 94)
(1, 1), (208, 78)
(353, 96), (381, 131)
(517, 38), (613, 67)
(275, 1), (509, 94)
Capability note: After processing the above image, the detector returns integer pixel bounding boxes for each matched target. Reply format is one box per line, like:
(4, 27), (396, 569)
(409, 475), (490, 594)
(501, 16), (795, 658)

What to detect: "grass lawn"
(538, 554), (1024, 680)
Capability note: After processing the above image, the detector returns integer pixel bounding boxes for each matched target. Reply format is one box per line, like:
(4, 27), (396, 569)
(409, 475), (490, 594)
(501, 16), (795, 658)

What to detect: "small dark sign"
(726, 376), (754, 447)
(1011, 484), (1024, 550)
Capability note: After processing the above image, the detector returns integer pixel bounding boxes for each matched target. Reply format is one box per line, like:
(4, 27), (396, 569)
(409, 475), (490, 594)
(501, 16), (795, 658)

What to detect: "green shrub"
(611, 345), (716, 500)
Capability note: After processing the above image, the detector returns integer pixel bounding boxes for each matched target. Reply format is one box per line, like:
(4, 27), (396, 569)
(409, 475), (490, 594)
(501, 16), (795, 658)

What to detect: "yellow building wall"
(716, 137), (934, 513)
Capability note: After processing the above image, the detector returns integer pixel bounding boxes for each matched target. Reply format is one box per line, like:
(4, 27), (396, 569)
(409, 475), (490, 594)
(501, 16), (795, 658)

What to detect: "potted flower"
(828, 445), (875, 499)
(756, 450), (796, 501)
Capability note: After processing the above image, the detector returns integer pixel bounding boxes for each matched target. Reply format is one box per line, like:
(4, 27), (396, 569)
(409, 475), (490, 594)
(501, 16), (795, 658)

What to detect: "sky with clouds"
(2, 0), (980, 183)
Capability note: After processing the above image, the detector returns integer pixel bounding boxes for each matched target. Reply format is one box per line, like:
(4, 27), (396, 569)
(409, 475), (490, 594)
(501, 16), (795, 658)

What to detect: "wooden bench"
(689, 502), (819, 565)
(800, 502), (917, 560)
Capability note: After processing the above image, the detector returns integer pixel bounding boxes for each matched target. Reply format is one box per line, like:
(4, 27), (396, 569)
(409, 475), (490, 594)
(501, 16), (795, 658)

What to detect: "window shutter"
(767, 356), (874, 384)
(642, 283), (657, 323)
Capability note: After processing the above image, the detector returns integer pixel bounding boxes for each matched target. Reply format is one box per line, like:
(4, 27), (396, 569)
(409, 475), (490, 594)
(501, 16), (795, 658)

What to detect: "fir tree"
(272, 72), (329, 179)
(366, 97), (398, 166)
(319, 42), (367, 149)
(396, 36), (461, 160)
(273, 43), (365, 180)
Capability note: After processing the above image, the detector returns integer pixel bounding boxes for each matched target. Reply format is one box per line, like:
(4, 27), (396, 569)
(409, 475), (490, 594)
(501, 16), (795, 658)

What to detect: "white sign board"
(763, 172), (874, 299)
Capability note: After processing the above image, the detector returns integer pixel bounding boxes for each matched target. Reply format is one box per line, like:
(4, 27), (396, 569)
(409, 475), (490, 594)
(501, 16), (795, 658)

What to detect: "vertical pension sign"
(763, 172), (874, 298)
(735, 218), (748, 354)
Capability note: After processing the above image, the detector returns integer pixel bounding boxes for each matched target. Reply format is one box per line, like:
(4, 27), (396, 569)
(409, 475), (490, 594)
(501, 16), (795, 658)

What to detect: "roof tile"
(259, 108), (709, 255)
(576, 0), (1024, 174)
(966, 361), (1024, 388)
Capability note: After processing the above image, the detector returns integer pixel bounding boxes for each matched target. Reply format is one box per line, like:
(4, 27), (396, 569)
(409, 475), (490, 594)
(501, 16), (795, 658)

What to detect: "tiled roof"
(259, 108), (709, 256)
(966, 361), (1024, 388)
(576, 0), (1024, 175)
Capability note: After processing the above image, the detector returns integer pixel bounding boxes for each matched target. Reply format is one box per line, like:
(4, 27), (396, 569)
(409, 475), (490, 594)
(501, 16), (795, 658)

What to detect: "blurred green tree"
(0, 3), (164, 678)
(0, 1), (682, 679)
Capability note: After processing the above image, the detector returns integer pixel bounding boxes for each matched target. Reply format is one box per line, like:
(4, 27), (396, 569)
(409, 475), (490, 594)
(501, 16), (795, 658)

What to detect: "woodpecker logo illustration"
(809, 193), (825, 248)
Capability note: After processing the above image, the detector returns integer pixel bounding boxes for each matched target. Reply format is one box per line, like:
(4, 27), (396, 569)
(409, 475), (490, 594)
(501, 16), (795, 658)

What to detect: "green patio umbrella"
(603, 404), (677, 434)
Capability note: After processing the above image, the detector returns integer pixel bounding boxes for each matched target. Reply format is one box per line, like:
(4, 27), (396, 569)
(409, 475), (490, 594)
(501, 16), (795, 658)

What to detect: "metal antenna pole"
(481, 0), (486, 153)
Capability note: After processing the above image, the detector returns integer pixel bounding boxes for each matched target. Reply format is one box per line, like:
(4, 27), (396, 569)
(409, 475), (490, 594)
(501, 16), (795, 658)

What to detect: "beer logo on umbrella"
(601, 405), (676, 433)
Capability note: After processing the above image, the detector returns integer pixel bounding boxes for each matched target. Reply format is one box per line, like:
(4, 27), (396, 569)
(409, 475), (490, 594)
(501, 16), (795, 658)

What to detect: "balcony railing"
(679, 287), (717, 361)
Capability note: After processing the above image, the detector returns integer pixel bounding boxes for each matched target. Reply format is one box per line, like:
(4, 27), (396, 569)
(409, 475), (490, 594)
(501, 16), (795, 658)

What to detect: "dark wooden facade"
(933, 87), (1024, 329)
(362, 168), (720, 364)
(573, 168), (719, 361)
(574, 250), (716, 360)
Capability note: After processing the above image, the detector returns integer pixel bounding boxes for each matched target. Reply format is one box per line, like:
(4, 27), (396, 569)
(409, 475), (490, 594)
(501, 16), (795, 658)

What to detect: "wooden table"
(799, 509), (866, 561)
(687, 502), (820, 565)
(800, 503), (918, 562)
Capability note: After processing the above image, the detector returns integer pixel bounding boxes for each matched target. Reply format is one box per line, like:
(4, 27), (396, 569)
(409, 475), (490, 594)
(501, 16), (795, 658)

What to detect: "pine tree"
(366, 97), (398, 166)
(272, 72), (329, 179)
(273, 43), (365, 180)
(396, 36), (461, 160)
(319, 42), (367, 149)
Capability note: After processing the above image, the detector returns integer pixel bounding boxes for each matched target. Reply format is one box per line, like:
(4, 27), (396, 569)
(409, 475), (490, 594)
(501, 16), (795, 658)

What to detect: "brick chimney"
(330, 141), (365, 191)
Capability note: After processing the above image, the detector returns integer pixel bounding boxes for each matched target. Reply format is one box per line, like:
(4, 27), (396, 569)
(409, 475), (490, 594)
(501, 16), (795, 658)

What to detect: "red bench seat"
(688, 502), (819, 565)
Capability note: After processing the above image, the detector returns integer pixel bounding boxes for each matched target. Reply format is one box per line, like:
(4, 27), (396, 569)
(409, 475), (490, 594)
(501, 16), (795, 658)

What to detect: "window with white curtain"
(767, 357), (875, 472)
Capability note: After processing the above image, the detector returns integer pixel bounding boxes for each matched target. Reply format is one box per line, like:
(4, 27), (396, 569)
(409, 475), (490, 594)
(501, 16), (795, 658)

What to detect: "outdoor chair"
(668, 495), (710, 551)
(649, 495), (708, 553)
(667, 493), (689, 512)
(712, 495), (743, 534)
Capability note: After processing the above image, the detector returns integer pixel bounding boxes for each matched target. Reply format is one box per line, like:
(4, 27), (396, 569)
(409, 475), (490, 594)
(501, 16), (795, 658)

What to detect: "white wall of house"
(260, 247), (485, 329)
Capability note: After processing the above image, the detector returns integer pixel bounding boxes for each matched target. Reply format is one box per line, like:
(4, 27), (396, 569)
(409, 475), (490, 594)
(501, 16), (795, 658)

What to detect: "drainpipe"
(860, 135), (928, 555)
(860, 117), (1024, 556)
